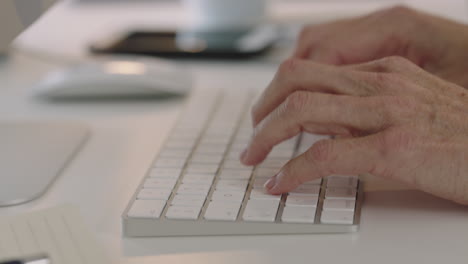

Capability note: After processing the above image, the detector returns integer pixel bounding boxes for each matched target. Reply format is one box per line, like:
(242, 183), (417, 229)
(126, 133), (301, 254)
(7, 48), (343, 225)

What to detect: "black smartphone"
(90, 26), (277, 59)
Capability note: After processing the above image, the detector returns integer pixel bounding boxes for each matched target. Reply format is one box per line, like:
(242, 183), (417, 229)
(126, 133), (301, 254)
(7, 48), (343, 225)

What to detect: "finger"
(264, 134), (385, 194)
(293, 19), (355, 59)
(241, 92), (391, 166)
(252, 59), (378, 126)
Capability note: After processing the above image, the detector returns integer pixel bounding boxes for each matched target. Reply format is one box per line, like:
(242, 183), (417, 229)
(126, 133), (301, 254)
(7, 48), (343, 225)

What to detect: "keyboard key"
(149, 168), (182, 179)
(320, 210), (355, 225)
(176, 184), (211, 196)
(323, 199), (356, 212)
(159, 149), (192, 158)
(137, 189), (172, 200)
(326, 175), (359, 188)
(243, 200), (280, 222)
(191, 154), (224, 164)
(254, 168), (279, 179)
(186, 164), (219, 174)
(223, 159), (253, 170)
(195, 145), (227, 155)
(253, 178), (269, 189)
(128, 200), (166, 218)
(165, 140), (196, 149)
(218, 169), (252, 180)
(181, 177), (214, 186)
(281, 206), (316, 223)
(165, 205), (201, 220)
(171, 194), (207, 207)
(143, 178), (177, 189)
(215, 179), (249, 191)
(257, 158), (288, 170)
(289, 185), (321, 196)
(304, 178), (322, 185)
(183, 172), (216, 180)
(325, 188), (357, 200)
(153, 158), (186, 168)
(249, 189), (282, 201)
(211, 190), (245, 203)
(267, 148), (294, 158)
(204, 202), (241, 221)
(285, 195), (318, 207)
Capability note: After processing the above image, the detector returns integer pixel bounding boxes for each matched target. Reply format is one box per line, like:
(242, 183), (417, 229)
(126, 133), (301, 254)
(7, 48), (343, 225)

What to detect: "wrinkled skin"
(295, 6), (468, 88)
(240, 7), (468, 205)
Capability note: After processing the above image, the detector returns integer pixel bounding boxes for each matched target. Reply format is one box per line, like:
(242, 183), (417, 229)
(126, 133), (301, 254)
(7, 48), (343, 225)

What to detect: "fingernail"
(264, 176), (277, 190)
(240, 148), (249, 163)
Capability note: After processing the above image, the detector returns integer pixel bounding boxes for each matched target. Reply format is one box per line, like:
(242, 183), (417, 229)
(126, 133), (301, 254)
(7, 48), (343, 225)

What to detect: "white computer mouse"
(33, 57), (192, 99)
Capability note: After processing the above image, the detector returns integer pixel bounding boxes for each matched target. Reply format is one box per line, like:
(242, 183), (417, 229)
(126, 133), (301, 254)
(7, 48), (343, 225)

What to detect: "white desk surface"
(1, 1), (468, 263)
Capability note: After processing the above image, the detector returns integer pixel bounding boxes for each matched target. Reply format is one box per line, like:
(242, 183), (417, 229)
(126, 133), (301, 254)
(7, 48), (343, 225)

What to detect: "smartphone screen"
(90, 26), (277, 59)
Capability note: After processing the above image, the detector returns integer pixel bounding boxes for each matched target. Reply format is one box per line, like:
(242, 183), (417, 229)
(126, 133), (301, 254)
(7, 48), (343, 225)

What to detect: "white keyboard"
(123, 89), (363, 236)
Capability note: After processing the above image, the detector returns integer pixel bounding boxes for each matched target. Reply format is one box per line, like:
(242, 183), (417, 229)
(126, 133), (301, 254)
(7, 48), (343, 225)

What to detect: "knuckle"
(278, 58), (301, 80)
(379, 5), (414, 18)
(378, 128), (415, 156)
(284, 91), (311, 114)
(376, 56), (411, 71)
(387, 5), (413, 15)
(367, 72), (407, 94)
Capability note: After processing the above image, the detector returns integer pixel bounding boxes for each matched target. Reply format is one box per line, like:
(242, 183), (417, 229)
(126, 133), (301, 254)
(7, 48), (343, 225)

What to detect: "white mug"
(183, 0), (267, 30)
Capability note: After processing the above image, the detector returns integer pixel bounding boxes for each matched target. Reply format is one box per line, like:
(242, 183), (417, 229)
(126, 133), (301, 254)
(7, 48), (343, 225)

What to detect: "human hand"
(240, 56), (468, 205)
(294, 6), (468, 88)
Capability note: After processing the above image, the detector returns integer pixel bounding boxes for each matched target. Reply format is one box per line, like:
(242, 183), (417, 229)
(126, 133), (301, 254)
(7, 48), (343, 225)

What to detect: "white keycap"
(304, 178), (323, 185)
(215, 179), (249, 191)
(281, 206), (316, 223)
(137, 189), (172, 200)
(191, 154), (224, 164)
(285, 195), (318, 207)
(267, 148), (294, 158)
(226, 149), (242, 159)
(204, 202), (241, 221)
(199, 137), (230, 146)
(326, 175), (359, 188)
(211, 190), (245, 203)
(289, 185), (321, 196)
(223, 159), (253, 170)
(165, 206), (201, 220)
(186, 164), (219, 174)
(253, 178), (269, 189)
(254, 168), (279, 179)
(181, 177), (214, 186)
(159, 149), (192, 158)
(218, 169), (252, 180)
(325, 188), (357, 200)
(257, 158), (287, 169)
(128, 200), (166, 218)
(176, 184), (211, 196)
(323, 199), (356, 212)
(195, 145), (227, 155)
(153, 158), (186, 168)
(165, 140), (196, 149)
(243, 200), (280, 222)
(171, 194), (206, 207)
(183, 172), (216, 181)
(320, 210), (355, 225)
(149, 168), (182, 179)
(249, 189), (282, 201)
(143, 178), (177, 189)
